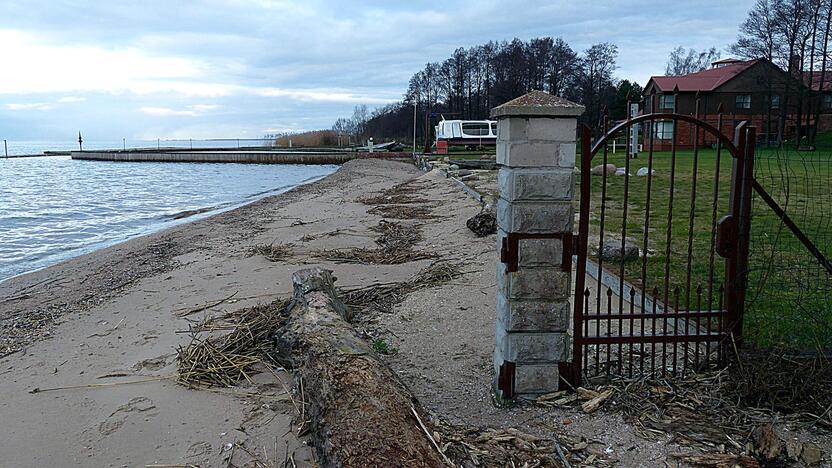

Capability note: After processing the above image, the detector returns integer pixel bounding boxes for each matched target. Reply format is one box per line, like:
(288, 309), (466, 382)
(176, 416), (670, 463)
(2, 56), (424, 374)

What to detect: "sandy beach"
(0, 159), (432, 466)
(4, 158), (825, 467)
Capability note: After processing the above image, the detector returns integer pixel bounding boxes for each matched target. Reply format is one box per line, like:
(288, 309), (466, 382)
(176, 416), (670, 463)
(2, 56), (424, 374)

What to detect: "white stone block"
(495, 324), (568, 362)
(519, 237), (564, 268)
(496, 141), (559, 167)
(496, 198), (573, 233)
(515, 363), (561, 394)
(496, 261), (570, 301)
(497, 117), (527, 142)
(496, 291), (570, 332)
(558, 143), (577, 168)
(496, 229), (564, 268)
(498, 167), (574, 202)
(525, 118), (576, 142)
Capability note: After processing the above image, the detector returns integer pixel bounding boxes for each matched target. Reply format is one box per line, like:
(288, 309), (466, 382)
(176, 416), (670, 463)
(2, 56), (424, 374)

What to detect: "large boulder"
(636, 167), (655, 177)
(600, 240), (640, 262)
(591, 164), (617, 175)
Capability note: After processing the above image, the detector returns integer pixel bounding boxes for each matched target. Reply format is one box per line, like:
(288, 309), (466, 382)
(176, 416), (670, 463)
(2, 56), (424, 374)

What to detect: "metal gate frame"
(562, 106), (756, 387)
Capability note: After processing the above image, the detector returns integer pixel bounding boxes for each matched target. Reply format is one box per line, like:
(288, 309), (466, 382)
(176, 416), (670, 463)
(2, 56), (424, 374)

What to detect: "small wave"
(164, 206), (220, 220)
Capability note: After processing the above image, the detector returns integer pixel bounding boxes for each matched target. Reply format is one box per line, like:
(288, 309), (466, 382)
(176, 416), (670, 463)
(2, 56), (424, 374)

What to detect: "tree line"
(330, 0), (832, 145)
(333, 38), (642, 143)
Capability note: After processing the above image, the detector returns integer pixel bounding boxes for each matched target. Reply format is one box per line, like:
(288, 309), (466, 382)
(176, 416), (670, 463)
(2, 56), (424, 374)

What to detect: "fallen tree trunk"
(274, 268), (448, 468)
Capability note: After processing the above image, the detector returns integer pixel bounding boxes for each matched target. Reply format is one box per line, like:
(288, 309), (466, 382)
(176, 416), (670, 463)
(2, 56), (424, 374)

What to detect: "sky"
(0, 0), (752, 142)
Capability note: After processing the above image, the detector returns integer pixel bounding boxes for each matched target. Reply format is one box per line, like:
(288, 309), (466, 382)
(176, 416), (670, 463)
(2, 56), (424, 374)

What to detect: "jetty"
(71, 148), (411, 164)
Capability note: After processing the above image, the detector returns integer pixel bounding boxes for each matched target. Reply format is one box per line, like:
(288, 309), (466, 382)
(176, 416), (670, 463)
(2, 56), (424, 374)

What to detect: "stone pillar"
(491, 91), (584, 399)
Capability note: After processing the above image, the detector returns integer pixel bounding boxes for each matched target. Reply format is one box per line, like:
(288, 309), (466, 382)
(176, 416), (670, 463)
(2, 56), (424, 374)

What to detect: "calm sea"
(2, 139), (269, 156)
(0, 156), (336, 282)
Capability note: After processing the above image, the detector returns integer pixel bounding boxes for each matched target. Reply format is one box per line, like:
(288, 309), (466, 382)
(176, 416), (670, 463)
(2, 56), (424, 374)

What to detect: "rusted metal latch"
(715, 215), (737, 258)
(500, 232), (575, 273)
(497, 360), (515, 399)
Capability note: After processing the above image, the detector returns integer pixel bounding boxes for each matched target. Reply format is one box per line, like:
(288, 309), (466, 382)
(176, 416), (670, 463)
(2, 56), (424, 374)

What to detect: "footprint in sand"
(132, 354), (172, 372)
(98, 397), (158, 436)
(185, 441), (212, 458)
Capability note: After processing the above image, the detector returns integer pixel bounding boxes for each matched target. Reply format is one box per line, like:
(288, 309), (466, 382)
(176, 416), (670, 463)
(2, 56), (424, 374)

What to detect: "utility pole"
(3, 139), (7, 158)
(412, 100), (417, 155)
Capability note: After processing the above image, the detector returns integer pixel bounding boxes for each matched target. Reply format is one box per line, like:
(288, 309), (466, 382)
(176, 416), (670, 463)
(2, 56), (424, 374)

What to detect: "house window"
(736, 94), (752, 109)
(824, 94), (832, 110)
(658, 94), (675, 110)
(771, 95), (780, 109)
(654, 120), (674, 140)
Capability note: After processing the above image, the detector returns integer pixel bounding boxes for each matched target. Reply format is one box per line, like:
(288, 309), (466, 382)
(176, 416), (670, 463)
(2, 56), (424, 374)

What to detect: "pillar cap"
(491, 90), (585, 119)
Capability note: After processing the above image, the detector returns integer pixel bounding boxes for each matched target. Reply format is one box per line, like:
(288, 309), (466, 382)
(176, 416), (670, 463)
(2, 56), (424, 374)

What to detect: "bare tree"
(665, 46), (721, 75)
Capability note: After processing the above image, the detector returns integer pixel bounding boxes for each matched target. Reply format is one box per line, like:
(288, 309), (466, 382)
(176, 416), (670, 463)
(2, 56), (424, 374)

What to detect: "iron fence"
(746, 146), (832, 350)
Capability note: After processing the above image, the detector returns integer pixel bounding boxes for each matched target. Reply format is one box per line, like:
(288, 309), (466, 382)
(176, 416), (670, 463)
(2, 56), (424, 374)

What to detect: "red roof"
(804, 71), (832, 91)
(649, 60), (758, 92)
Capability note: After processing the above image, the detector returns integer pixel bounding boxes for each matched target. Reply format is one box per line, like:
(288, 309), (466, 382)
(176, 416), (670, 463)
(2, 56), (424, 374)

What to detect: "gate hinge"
(497, 360), (515, 399)
(716, 215), (737, 258)
(500, 232), (574, 273)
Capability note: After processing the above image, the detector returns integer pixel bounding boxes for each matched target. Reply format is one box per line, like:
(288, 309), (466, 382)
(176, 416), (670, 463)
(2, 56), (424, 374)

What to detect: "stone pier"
(492, 91), (584, 399)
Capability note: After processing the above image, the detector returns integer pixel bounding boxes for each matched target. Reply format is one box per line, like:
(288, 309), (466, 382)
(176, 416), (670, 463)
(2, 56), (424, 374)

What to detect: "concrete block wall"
(491, 91), (584, 399)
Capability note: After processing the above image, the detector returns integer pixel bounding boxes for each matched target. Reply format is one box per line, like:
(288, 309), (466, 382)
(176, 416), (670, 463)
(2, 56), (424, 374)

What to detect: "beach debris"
(359, 178), (429, 206)
(584, 348), (831, 459)
(314, 220), (436, 264)
(368, 204), (438, 220)
(670, 453), (760, 467)
(248, 243), (294, 262)
(338, 261), (463, 317)
(174, 291), (239, 318)
(466, 205), (496, 237)
(580, 388), (613, 413)
(176, 298), (292, 388)
(437, 425), (611, 467)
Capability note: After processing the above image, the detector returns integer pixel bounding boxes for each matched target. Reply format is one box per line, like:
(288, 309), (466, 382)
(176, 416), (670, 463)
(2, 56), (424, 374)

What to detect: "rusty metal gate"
(562, 103), (754, 387)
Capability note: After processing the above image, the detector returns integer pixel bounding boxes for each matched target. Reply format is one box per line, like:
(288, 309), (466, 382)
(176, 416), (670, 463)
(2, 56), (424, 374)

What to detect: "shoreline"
(0, 171), (334, 287)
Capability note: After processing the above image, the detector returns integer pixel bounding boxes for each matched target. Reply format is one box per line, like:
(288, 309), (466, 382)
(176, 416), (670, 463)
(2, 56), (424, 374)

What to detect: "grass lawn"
(578, 142), (831, 350)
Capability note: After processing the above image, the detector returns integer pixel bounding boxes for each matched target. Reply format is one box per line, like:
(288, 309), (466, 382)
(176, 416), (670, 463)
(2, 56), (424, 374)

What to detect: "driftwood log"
(274, 268), (448, 468)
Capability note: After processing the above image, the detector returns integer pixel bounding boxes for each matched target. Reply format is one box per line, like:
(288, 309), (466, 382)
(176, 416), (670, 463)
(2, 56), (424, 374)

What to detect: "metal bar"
(628, 287), (635, 378)
(605, 287), (613, 378)
(751, 179), (832, 275)
(673, 287), (680, 375)
(640, 113), (657, 368)
(662, 119), (679, 308)
(725, 122), (747, 346)
(707, 109), (725, 314)
(569, 125), (593, 388)
(684, 101), (703, 312)
(732, 126), (756, 344)
(590, 113), (741, 158)
(579, 334), (726, 345)
(694, 285), (703, 370)
(582, 310), (727, 320)
(597, 115), (610, 376)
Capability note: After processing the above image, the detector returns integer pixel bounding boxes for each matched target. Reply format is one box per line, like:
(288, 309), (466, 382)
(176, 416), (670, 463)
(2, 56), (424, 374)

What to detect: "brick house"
(641, 58), (814, 150)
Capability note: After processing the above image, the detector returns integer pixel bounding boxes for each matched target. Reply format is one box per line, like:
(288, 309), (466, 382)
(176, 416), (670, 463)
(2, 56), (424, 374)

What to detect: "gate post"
(491, 91), (584, 399)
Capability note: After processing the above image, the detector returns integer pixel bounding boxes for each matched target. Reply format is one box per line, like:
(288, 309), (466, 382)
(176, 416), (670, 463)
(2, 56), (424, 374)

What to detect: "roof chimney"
(790, 54), (803, 74)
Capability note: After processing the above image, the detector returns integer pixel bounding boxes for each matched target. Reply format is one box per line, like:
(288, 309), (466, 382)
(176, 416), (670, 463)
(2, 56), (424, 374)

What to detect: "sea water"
(0, 156), (336, 282)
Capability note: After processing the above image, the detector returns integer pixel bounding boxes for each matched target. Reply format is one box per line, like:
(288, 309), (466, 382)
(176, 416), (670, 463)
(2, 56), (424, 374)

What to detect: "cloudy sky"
(0, 0), (750, 142)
